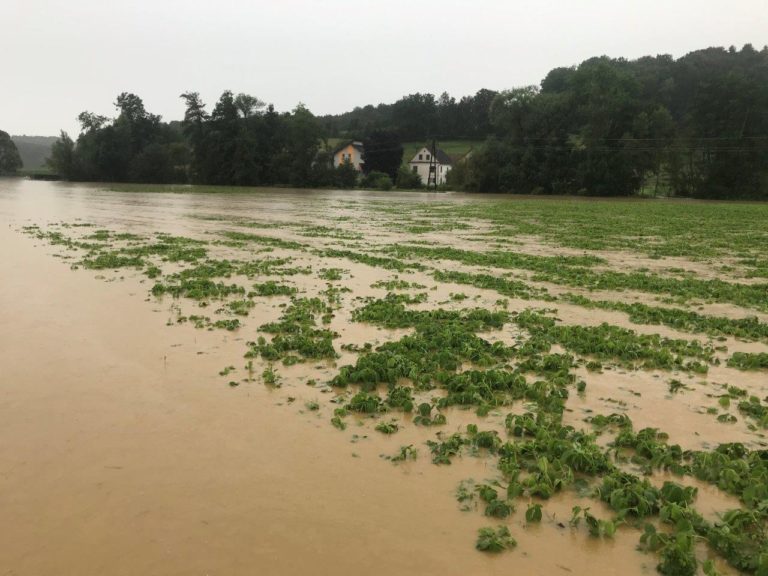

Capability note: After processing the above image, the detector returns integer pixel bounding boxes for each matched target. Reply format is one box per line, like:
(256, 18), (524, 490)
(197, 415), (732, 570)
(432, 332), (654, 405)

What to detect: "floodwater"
(1, 180), (761, 575)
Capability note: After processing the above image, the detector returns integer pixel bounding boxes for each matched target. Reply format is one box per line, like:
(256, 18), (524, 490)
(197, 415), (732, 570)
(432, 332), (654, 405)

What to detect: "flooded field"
(1, 179), (767, 575)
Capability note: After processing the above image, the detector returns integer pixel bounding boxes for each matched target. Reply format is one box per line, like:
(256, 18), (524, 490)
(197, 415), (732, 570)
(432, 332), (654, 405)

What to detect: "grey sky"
(3, 0), (767, 136)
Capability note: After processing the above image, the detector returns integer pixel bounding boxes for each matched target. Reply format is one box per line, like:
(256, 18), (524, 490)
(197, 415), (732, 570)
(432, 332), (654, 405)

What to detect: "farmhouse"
(332, 140), (365, 172)
(408, 146), (453, 185)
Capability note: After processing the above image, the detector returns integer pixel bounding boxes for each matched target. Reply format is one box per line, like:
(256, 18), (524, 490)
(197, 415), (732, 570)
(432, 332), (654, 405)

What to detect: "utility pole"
(427, 138), (437, 191)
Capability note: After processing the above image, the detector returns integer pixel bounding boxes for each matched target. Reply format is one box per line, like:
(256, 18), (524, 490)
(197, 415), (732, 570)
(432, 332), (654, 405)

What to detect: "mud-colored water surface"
(2, 180), (767, 576)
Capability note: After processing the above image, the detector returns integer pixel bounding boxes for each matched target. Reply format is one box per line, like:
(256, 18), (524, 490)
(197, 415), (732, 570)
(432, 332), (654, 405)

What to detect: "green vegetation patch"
(249, 281), (297, 297)
(370, 278), (427, 291)
(476, 526), (517, 553)
(247, 297), (338, 364)
(81, 251), (145, 270)
(563, 294), (768, 342)
(386, 240), (768, 312)
(531, 268), (768, 312)
(123, 234), (208, 262)
(433, 269), (552, 301)
(333, 297), (510, 396)
(322, 249), (425, 272)
(727, 352), (768, 371)
(152, 278), (245, 300)
(514, 310), (714, 372)
(386, 243), (605, 271)
(221, 230), (304, 250)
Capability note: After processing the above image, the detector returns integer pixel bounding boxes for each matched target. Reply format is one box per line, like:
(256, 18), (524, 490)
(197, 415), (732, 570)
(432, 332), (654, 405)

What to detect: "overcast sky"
(2, 0), (767, 136)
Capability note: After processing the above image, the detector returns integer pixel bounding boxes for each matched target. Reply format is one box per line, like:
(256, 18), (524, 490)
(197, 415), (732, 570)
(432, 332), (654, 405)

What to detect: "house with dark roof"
(332, 140), (365, 172)
(407, 146), (453, 185)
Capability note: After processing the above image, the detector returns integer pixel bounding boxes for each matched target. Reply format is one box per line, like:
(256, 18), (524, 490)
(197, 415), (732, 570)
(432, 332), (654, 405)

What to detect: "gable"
(332, 141), (364, 158)
(408, 146), (453, 166)
(333, 143), (363, 160)
(409, 147), (432, 163)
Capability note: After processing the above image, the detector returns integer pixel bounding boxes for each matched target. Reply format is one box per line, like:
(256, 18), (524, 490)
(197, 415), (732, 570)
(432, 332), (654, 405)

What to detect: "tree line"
(449, 45), (768, 199)
(320, 89), (498, 141)
(48, 90), (415, 189)
(46, 44), (768, 199)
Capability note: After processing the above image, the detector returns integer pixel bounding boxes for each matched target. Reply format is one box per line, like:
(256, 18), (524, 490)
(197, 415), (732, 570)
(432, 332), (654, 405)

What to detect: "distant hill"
(11, 135), (58, 170)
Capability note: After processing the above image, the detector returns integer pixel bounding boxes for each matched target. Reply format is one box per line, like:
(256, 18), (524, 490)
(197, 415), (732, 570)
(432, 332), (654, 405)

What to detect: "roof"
(408, 146), (454, 166)
(331, 140), (364, 155)
(435, 148), (453, 165)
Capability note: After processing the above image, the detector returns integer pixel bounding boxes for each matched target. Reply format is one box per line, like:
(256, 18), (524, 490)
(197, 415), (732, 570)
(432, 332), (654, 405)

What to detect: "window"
(418, 154), (423, 160)
(426, 155), (431, 161)
(412, 166), (418, 174)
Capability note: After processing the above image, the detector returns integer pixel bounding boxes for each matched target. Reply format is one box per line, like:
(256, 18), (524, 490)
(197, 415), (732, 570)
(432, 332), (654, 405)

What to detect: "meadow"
(11, 183), (768, 575)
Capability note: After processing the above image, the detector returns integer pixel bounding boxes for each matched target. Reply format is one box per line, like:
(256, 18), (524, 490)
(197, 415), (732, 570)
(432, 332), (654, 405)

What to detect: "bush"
(396, 165), (422, 189)
(361, 170), (393, 191)
(445, 158), (468, 190)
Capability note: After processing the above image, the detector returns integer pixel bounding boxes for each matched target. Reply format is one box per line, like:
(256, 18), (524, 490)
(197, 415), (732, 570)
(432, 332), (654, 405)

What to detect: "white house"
(408, 146), (453, 185)
(332, 141), (365, 172)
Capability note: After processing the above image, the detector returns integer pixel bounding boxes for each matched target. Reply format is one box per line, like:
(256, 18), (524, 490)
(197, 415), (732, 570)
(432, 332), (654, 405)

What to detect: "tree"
(391, 93), (438, 140)
(459, 88), (498, 139)
(362, 130), (402, 179)
(0, 131), (23, 174)
(206, 90), (245, 184)
(180, 92), (209, 182)
(128, 143), (167, 182)
(60, 93), (187, 183)
(47, 131), (77, 179)
(180, 92), (208, 133)
(77, 112), (109, 133)
(437, 92), (459, 137)
(285, 103), (322, 186)
(309, 150), (335, 187)
(334, 160), (359, 189)
(115, 92), (151, 124)
(489, 86), (540, 138)
(234, 93), (265, 119)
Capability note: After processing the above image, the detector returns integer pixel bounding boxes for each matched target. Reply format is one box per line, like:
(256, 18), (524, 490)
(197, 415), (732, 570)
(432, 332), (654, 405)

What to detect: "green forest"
(0, 130), (23, 175)
(41, 44), (768, 199)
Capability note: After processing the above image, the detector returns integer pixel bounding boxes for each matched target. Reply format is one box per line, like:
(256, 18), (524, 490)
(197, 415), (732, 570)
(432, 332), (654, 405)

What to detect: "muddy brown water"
(0, 180), (758, 575)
